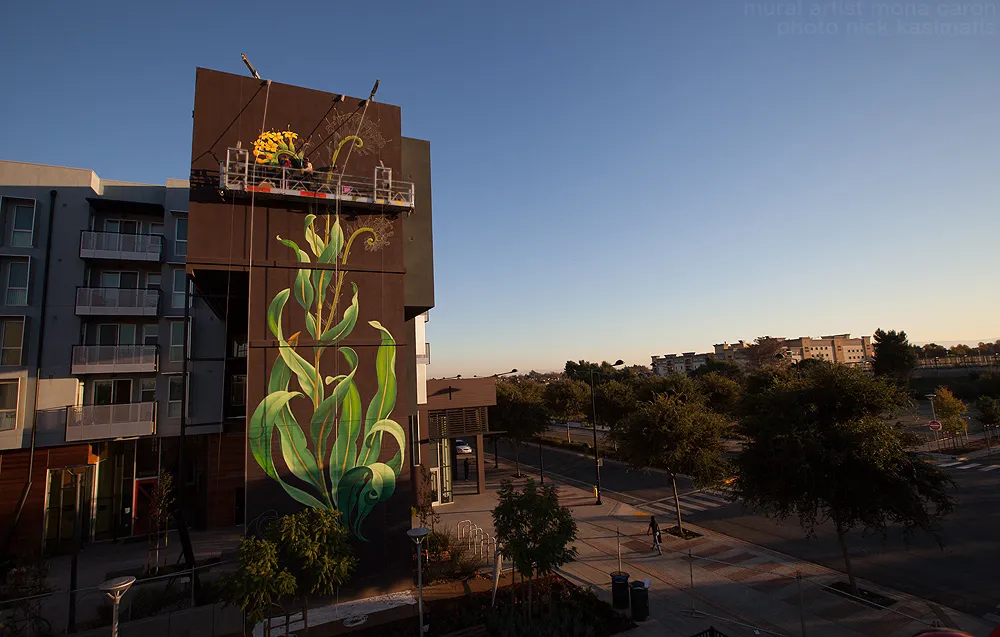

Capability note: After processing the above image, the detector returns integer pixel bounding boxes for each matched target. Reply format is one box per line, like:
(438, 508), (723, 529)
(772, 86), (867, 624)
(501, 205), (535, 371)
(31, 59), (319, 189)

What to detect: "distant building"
(653, 333), (873, 376)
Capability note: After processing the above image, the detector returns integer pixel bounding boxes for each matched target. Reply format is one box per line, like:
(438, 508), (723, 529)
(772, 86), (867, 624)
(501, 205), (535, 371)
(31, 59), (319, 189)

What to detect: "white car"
(455, 440), (473, 454)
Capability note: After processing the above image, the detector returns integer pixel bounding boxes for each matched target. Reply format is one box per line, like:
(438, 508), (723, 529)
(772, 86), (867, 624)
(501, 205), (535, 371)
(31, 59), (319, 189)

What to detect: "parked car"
(455, 440), (473, 454)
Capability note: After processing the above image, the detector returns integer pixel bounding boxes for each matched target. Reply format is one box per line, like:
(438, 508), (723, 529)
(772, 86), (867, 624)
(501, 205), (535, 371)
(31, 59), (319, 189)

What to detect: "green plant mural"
(248, 212), (404, 540)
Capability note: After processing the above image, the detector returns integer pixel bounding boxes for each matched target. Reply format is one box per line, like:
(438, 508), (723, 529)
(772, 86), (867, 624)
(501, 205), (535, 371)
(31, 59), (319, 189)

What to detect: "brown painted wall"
(427, 378), (498, 411)
(187, 68), (412, 594)
(0, 445), (94, 554)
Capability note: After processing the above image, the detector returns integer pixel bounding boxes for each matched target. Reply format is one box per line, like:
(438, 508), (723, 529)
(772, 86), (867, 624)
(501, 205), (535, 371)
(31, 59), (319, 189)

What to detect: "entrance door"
(428, 468), (442, 506)
(132, 477), (158, 536)
(43, 467), (95, 553)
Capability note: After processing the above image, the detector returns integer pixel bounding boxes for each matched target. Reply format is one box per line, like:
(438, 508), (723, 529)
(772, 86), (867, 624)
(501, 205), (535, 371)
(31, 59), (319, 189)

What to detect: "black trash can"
(630, 580), (649, 621)
(610, 571), (630, 610)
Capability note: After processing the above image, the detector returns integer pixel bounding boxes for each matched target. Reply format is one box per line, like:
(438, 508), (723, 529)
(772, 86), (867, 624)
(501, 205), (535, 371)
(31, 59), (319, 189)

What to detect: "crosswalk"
(640, 487), (736, 517)
(936, 461), (1000, 472)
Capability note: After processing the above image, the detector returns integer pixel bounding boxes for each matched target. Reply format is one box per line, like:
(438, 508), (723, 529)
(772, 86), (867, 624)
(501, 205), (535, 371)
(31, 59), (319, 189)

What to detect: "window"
(145, 272), (161, 289)
(168, 375), (187, 418)
(409, 414), (421, 466)
(230, 374), (246, 407)
(174, 217), (187, 257)
(232, 340), (247, 358)
(99, 271), (138, 289)
(97, 324), (134, 346)
(94, 379), (131, 405)
(10, 201), (34, 248)
(140, 378), (156, 403)
(172, 269), (186, 308)
(1, 318), (24, 366)
(169, 321), (185, 362)
(6, 260), (28, 306)
(104, 219), (138, 234)
(0, 380), (16, 430)
(142, 324), (158, 346)
(149, 223), (164, 237)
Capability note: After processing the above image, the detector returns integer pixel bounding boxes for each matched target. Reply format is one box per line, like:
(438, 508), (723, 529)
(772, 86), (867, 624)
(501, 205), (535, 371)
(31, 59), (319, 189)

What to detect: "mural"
(246, 207), (405, 541)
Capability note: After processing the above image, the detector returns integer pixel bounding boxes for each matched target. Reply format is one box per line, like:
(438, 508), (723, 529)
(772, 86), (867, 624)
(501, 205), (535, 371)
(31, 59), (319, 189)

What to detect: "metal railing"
(220, 149), (415, 210)
(75, 287), (160, 316)
(66, 402), (156, 441)
(80, 231), (163, 262)
(0, 410), (14, 431)
(71, 345), (159, 374)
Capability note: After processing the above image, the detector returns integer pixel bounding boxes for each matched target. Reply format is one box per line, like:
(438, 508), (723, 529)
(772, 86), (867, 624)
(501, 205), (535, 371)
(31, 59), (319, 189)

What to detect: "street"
(490, 438), (1000, 619)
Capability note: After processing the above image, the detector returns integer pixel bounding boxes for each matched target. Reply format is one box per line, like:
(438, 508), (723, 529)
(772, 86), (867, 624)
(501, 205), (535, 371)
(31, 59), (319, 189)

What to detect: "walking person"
(647, 515), (662, 555)
(463, 458), (471, 481)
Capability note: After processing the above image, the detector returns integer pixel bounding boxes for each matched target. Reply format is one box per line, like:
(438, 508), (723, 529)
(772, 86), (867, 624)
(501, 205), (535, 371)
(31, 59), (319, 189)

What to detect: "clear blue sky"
(3, 1), (998, 376)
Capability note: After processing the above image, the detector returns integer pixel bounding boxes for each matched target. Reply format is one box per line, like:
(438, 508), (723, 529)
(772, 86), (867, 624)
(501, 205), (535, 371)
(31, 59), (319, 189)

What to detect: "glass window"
(175, 217), (187, 257)
(146, 273), (161, 289)
(140, 378), (156, 403)
(230, 374), (246, 407)
(1, 318), (24, 366)
(169, 321), (185, 362)
(118, 325), (136, 346)
(99, 272), (120, 288)
(6, 260), (28, 306)
(119, 272), (139, 289)
(168, 376), (186, 418)
(11, 204), (34, 248)
(97, 324), (119, 345)
(172, 269), (186, 308)
(0, 380), (16, 430)
(149, 223), (164, 236)
(142, 324), (158, 346)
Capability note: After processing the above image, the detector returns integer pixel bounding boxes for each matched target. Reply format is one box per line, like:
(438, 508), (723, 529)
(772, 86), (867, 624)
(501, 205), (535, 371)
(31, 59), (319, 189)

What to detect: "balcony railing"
(76, 287), (160, 316)
(71, 345), (159, 374)
(220, 147), (415, 211)
(66, 402), (156, 441)
(80, 231), (163, 262)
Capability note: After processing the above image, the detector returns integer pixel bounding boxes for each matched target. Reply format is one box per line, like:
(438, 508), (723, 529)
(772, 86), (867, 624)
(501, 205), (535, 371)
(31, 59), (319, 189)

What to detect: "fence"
(0, 561), (239, 637)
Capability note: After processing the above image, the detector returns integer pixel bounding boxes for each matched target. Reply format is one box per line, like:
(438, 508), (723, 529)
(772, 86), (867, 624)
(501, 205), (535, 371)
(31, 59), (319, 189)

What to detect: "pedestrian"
(647, 515), (662, 555)
(464, 458), (470, 481)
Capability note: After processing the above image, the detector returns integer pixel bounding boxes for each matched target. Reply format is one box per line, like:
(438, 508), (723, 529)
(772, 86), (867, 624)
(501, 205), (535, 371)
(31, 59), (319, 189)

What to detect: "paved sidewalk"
(443, 461), (996, 637)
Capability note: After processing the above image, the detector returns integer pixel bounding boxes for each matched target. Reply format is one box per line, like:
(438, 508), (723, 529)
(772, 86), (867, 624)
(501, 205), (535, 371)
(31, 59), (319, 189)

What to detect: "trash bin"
(630, 579), (649, 621)
(610, 571), (630, 610)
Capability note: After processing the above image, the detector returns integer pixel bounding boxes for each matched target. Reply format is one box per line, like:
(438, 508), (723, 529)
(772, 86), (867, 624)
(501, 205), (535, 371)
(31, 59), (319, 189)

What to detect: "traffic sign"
(928, 420), (942, 431)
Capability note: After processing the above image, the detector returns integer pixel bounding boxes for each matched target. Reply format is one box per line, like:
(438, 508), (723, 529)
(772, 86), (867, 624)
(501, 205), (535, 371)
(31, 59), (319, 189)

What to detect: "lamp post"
(590, 360), (624, 506)
(491, 369), (517, 469)
(407, 527), (431, 635)
(927, 394), (940, 451)
(98, 576), (136, 637)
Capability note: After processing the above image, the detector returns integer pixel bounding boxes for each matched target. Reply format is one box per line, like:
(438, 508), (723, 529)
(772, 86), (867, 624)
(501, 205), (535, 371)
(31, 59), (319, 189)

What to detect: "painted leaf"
(305, 313), (318, 339)
(267, 289), (324, 406)
(310, 347), (359, 465)
(329, 348), (363, 495)
(311, 216), (344, 307)
(304, 214), (324, 258)
(358, 321), (397, 467)
(336, 462), (397, 541)
(360, 419), (406, 474)
(272, 394), (326, 497)
(319, 283), (359, 343)
(247, 390), (326, 510)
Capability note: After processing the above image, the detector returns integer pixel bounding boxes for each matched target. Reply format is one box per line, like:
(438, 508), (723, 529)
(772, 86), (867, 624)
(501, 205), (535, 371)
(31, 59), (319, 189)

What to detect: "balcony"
(220, 147), (415, 211)
(71, 345), (159, 374)
(76, 287), (160, 316)
(416, 342), (431, 366)
(80, 231), (163, 262)
(66, 402), (156, 441)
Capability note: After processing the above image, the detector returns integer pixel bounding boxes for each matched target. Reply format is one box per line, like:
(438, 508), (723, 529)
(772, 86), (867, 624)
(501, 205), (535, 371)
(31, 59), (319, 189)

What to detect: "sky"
(2, 1), (999, 376)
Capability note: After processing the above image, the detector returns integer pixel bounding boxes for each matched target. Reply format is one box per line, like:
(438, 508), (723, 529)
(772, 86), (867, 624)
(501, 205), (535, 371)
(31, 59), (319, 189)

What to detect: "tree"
(871, 329), (918, 384)
(492, 478), (577, 618)
(542, 378), (590, 423)
(147, 471), (174, 574)
(691, 357), (744, 382)
(743, 336), (789, 370)
(614, 395), (730, 533)
(949, 344), (972, 357)
(921, 343), (949, 359)
(733, 364), (954, 595)
(492, 379), (550, 475)
(593, 379), (638, 430)
(933, 386), (967, 448)
(975, 396), (1000, 441)
(221, 536), (297, 636)
(694, 372), (743, 418)
(267, 509), (357, 632)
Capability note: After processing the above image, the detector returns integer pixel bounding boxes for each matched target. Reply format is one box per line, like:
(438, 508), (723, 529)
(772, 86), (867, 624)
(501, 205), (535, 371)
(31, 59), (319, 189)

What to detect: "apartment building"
(0, 161), (226, 553)
(652, 334), (872, 376)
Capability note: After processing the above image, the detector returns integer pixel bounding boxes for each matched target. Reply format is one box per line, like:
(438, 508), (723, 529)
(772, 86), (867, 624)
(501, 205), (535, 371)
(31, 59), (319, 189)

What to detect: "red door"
(132, 478), (158, 536)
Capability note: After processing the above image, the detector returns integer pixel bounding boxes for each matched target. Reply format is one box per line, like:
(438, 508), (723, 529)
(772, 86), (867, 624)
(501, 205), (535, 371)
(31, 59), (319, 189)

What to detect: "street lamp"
(407, 527), (431, 635)
(927, 394), (940, 451)
(491, 369), (518, 468)
(98, 576), (136, 637)
(591, 360), (624, 506)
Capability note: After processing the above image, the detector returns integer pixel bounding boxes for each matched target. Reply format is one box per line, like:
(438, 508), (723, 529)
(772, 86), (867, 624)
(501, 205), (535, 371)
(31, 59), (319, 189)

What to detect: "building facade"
(0, 161), (227, 554)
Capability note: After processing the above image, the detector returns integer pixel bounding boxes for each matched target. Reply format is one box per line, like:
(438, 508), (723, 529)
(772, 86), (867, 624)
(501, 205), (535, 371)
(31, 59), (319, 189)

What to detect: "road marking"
(685, 493), (731, 507)
(937, 462), (962, 467)
(956, 464), (981, 470)
(980, 465), (1000, 472)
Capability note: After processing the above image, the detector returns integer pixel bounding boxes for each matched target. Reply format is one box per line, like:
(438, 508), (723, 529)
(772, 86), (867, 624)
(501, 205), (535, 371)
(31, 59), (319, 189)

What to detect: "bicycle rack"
(457, 520), (496, 559)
